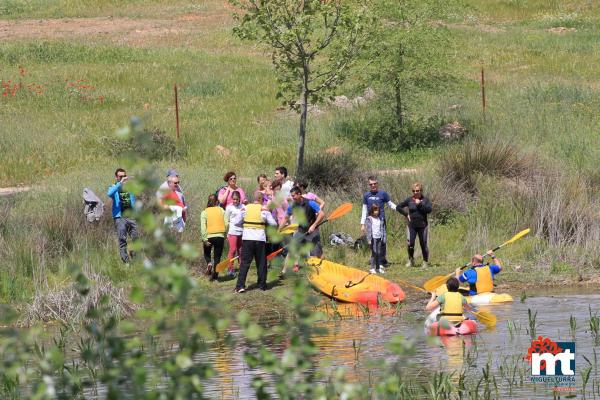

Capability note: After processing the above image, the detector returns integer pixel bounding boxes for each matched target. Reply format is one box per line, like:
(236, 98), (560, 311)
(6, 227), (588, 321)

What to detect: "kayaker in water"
(425, 277), (470, 325)
(455, 251), (502, 295)
(396, 182), (432, 268)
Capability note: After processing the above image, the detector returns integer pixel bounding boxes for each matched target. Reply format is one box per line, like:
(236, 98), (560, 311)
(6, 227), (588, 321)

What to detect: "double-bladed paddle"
(215, 203), (353, 273)
(422, 228), (531, 292)
(403, 280), (497, 328)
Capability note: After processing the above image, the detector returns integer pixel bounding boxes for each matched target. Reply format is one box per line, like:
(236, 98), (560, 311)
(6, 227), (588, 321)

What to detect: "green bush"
(334, 107), (444, 153)
(101, 127), (185, 161)
(438, 138), (537, 193)
(298, 151), (361, 192)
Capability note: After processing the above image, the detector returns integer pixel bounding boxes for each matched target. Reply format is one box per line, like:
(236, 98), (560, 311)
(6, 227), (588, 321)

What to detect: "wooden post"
(481, 66), (486, 122)
(174, 83), (180, 139)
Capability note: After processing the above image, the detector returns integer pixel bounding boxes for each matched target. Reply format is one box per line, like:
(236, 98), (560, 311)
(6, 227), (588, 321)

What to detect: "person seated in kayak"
(455, 250), (502, 295)
(426, 277), (471, 325)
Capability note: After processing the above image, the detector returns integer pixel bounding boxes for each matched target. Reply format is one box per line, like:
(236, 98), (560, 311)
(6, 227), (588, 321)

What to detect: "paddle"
(422, 228), (531, 292)
(265, 202), (353, 261)
(215, 224), (300, 273)
(400, 278), (497, 328)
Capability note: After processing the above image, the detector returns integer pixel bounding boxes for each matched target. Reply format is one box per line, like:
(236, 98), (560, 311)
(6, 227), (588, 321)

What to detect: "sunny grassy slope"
(2, 0), (600, 305)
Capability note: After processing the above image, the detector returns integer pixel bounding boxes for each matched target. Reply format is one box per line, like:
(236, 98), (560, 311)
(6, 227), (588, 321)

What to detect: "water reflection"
(191, 294), (600, 398)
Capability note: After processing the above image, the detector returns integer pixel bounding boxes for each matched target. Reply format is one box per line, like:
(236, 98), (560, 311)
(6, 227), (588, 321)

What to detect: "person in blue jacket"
(455, 251), (502, 295)
(107, 168), (138, 264)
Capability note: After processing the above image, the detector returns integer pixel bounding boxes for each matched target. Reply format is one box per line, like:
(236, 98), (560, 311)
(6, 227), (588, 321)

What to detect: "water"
(201, 292), (600, 399)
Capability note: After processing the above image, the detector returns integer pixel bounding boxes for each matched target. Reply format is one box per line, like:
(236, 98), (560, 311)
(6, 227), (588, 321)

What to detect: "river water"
(201, 291), (600, 399)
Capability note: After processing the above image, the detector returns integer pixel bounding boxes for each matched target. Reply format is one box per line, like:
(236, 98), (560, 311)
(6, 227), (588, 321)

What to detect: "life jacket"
(470, 265), (494, 293)
(205, 206), (225, 234)
(439, 292), (465, 323)
(292, 200), (317, 232)
(243, 203), (265, 230)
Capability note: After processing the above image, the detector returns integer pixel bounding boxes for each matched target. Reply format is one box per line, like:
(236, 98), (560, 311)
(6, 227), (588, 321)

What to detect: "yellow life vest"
(243, 204), (265, 230)
(206, 206), (225, 234)
(475, 265), (494, 293)
(440, 292), (465, 323)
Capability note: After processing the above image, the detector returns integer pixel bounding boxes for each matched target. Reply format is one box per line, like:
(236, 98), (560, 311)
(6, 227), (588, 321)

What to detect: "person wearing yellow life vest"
(456, 250), (502, 295)
(201, 194), (227, 281)
(234, 192), (278, 293)
(426, 277), (471, 325)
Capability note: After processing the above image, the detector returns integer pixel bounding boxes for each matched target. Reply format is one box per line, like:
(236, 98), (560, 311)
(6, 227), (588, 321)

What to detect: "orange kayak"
(307, 257), (405, 305)
(428, 319), (478, 336)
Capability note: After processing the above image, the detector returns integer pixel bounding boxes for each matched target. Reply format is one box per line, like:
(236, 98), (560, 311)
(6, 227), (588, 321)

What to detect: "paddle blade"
(474, 311), (497, 328)
(279, 224), (298, 235)
(215, 257), (234, 273)
(326, 203), (353, 222)
(266, 247), (284, 261)
(498, 228), (531, 248)
(423, 274), (451, 292)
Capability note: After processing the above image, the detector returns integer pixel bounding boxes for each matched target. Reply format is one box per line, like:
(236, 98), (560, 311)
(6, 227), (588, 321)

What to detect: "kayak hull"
(307, 257), (405, 305)
(434, 285), (513, 305)
(466, 292), (513, 305)
(429, 319), (478, 336)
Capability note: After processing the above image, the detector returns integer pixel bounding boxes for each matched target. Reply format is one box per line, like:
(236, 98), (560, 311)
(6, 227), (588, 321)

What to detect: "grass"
(2, 0), (600, 308)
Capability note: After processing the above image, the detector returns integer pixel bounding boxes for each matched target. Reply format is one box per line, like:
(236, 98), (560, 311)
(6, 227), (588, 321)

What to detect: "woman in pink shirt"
(296, 179), (325, 210)
(218, 171), (246, 208)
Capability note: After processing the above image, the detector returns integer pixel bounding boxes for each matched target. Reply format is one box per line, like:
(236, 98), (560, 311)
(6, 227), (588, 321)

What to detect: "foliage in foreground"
(2, 119), (600, 400)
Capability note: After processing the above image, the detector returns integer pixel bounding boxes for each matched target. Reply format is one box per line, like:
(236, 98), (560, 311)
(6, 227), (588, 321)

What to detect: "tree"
(229, 0), (373, 175)
(367, 0), (453, 127)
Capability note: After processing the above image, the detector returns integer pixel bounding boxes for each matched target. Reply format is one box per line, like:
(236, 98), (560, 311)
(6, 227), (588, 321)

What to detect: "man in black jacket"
(397, 182), (432, 267)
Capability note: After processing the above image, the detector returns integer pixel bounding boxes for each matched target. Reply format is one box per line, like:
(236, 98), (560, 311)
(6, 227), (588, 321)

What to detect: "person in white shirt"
(359, 176), (397, 267)
(274, 166), (294, 199)
(365, 204), (386, 274)
(234, 192), (277, 293)
(224, 191), (245, 275)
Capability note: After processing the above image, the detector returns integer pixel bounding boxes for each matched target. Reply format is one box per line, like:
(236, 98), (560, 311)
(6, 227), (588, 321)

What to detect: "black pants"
(370, 238), (383, 269)
(407, 225), (429, 262)
(236, 240), (267, 290)
(204, 236), (224, 279)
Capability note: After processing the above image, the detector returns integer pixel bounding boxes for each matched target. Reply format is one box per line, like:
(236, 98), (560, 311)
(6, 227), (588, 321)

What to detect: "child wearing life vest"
(201, 194), (227, 281)
(365, 204), (386, 274)
(425, 277), (470, 326)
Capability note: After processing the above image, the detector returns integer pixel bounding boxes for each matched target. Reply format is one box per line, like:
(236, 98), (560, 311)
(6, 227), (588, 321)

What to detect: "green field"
(2, 0), (600, 306)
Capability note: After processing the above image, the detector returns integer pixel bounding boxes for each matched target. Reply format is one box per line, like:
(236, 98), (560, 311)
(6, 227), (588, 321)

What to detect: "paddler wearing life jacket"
(426, 277), (470, 325)
(455, 250), (502, 295)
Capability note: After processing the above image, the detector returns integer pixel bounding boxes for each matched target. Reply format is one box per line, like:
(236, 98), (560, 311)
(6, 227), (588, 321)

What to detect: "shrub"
(438, 138), (538, 193)
(298, 151), (361, 193)
(101, 127), (185, 161)
(334, 107), (444, 152)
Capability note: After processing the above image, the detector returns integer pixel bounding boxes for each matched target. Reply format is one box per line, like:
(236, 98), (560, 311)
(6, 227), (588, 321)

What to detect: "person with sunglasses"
(107, 168), (138, 264)
(218, 171), (246, 208)
(397, 182), (432, 267)
(161, 175), (187, 233)
(360, 176), (397, 268)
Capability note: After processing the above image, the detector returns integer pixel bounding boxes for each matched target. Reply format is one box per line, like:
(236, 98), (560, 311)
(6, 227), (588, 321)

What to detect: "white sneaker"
(369, 268), (377, 274)
(378, 267), (385, 274)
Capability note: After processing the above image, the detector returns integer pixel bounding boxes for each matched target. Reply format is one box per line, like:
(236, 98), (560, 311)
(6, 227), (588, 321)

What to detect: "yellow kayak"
(307, 257), (405, 305)
(435, 284), (513, 305)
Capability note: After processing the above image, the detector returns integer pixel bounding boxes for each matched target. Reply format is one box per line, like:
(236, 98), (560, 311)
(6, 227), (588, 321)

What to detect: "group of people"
(426, 251), (503, 327)
(107, 166), (326, 293)
(107, 166), (503, 308)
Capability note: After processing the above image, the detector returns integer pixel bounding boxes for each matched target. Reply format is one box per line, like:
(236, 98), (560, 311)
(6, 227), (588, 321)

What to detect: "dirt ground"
(0, 8), (233, 45)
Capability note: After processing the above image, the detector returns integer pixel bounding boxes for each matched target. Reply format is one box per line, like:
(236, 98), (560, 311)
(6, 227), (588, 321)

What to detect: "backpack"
(83, 188), (104, 222)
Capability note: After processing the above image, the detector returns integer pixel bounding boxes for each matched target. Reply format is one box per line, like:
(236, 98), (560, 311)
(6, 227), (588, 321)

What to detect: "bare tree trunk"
(296, 64), (310, 177)
(394, 77), (403, 127)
